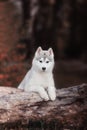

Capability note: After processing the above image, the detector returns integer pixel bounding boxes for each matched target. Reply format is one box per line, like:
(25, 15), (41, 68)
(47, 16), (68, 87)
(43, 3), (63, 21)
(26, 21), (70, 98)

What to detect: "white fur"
(18, 47), (56, 101)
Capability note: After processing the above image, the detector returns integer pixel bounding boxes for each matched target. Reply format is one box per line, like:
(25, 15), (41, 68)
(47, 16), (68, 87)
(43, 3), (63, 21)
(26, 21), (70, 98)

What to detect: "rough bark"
(0, 84), (87, 130)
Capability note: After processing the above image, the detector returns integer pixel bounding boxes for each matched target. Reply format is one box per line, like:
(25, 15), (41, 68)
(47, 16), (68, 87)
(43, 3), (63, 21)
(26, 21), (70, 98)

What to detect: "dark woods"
(19, 0), (87, 60)
(0, 0), (87, 87)
(0, 0), (87, 60)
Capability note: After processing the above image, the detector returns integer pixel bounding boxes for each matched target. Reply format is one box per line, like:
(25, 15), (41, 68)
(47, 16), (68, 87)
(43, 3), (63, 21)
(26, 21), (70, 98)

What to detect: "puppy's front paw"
(40, 94), (49, 101)
(43, 95), (49, 101)
(50, 94), (56, 101)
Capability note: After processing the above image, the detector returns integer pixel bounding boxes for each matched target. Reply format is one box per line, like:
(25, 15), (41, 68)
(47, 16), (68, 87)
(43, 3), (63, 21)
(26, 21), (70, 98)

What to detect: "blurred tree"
(0, 0), (19, 58)
(65, 0), (87, 60)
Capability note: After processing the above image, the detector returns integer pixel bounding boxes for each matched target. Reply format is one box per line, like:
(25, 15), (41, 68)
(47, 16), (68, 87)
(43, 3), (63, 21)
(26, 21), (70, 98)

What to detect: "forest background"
(0, 0), (87, 88)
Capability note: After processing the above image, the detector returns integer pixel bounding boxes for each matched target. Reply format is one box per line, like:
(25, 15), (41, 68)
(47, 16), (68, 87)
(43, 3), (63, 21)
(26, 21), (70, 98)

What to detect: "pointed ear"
(48, 48), (54, 57)
(35, 46), (42, 56)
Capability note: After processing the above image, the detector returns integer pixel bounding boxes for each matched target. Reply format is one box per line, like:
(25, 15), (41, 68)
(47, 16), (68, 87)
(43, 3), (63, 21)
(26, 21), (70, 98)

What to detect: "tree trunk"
(0, 84), (87, 130)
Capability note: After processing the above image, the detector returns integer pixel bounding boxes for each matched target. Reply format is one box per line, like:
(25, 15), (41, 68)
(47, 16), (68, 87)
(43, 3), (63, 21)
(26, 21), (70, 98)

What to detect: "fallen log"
(0, 84), (87, 130)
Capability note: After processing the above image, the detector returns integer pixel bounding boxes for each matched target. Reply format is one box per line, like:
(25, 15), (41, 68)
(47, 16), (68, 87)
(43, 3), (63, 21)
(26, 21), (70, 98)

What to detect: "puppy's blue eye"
(46, 61), (49, 63)
(40, 60), (42, 63)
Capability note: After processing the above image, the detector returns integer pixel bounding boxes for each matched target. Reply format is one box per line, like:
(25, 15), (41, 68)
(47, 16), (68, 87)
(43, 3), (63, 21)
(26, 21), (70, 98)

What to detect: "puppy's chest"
(31, 73), (52, 87)
(39, 76), (49, 87)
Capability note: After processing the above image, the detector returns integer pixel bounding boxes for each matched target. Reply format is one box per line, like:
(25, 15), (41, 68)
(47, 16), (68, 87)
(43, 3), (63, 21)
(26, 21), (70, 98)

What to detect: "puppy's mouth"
(42, 69), (46, 72)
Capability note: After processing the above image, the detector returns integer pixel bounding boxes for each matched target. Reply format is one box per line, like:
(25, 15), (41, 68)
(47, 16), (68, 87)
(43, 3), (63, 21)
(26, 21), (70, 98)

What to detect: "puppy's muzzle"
(42, 67), (46, 71)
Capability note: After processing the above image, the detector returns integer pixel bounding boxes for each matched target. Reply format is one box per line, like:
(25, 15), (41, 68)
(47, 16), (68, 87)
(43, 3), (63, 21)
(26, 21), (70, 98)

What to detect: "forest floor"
(0, 43), (87, 89)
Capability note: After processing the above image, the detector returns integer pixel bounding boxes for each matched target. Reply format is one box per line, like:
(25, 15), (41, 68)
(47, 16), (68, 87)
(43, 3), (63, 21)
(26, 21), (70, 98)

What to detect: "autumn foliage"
(0, 44), (31, 87)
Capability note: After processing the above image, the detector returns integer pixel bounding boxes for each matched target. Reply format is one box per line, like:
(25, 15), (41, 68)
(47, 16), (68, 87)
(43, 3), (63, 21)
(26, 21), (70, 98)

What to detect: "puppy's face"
(32, 47), (54, 72)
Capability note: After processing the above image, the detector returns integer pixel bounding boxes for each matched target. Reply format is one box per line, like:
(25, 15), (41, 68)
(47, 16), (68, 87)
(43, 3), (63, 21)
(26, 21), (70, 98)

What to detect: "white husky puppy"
(18, 47), (56, 101)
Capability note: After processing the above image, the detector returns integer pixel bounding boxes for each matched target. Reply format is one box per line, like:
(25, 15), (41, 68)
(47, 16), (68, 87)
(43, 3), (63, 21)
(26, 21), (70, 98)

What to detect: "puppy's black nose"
(42, 67), (46, 71)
